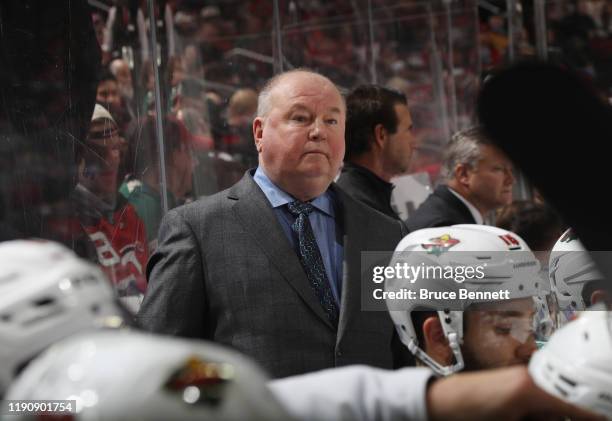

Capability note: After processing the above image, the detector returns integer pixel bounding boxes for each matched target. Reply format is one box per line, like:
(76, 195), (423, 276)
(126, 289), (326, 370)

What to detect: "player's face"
(461, 298), (538, 370)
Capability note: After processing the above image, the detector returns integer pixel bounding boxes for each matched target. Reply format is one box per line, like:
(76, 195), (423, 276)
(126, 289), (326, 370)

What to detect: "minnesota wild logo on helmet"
(421, 234), (460, 256)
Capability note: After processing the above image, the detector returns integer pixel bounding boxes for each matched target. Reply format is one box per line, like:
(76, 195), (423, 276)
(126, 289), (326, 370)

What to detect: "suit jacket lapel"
(229, 172), (336, 331)
(436, 185), (477, 224)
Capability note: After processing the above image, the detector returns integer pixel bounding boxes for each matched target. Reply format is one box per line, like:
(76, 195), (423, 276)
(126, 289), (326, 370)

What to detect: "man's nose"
(105, 148), (120, 166)
(308, 119), (326, 141)
(515, 335), (537, 363)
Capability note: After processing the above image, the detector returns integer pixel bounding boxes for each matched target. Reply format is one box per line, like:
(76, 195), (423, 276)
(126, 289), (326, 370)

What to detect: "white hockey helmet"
(529, 309), (612, 419)
(0, 240), (127, 396)
(385, 225), (548, 376)
(452, 224), (531, 251)
(5, 330), (290, 420)
(549, 229), (604, 316)
(455, 224), (559, 342)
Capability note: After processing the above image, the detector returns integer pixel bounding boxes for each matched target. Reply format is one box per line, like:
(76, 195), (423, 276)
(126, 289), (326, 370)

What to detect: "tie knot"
(287, 200), (314, 217)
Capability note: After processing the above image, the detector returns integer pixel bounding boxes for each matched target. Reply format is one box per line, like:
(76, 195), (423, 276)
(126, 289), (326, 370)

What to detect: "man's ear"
(454, 163), (471, 188)
(253, 117), (264, 153)
(422, 315), (454, 366)
(373, 123), (387, 149)
(590, 289), (611, 307)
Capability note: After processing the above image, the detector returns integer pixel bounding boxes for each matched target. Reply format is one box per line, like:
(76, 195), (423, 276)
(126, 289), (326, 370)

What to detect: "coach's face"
(466, 144), (515, 211)
(253, 72), (345, 201)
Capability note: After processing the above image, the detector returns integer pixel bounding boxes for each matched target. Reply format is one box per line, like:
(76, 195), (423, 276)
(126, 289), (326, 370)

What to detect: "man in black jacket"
(336, 85), (416, 222)
(406, 127), (514, 231)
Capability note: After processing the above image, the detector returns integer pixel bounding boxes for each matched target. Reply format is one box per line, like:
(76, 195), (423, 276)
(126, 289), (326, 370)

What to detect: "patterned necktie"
(287, 200), (339, 327)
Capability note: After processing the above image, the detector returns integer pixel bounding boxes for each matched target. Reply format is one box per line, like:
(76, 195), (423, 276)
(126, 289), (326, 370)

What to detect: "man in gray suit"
(138, 69), (409, 378)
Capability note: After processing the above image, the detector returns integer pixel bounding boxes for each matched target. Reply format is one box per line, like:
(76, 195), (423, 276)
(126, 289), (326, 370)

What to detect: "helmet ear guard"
(435, 309), (465, 376)
(408, 336), (465, 377)
(386, 226), (552, 376)
(398, 309), (465, 377)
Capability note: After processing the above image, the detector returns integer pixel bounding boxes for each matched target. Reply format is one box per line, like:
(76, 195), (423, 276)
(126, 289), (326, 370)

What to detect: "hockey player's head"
(386, 225), (556, 376)
(549, 228), (611, 322)
(529, 310), (612, 419)
(449, 297), (537, 371)
(4, 330), (290, 420)
(0, 240), (128, 396)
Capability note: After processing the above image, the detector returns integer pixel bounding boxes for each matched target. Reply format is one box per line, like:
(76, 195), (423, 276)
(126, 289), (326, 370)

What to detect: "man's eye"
(494, 326), (512, 335)
(291, 115), (308, 123)
(326, 118), (338, 125)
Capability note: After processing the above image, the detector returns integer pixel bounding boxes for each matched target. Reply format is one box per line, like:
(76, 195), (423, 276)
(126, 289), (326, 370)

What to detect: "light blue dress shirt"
(253, 167), (344, 305)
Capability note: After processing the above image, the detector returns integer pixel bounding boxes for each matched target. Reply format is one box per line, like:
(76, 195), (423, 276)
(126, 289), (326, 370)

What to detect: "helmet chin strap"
(408, 334), (465, 377)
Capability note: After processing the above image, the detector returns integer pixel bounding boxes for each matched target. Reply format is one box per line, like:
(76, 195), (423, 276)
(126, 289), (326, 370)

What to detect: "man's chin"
(501, 192), (513, 203)
(286, 173), (334, 200)
(297, 163), (335, 180)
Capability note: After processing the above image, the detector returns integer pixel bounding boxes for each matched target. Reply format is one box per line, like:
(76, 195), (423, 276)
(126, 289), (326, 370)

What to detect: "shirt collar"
(253, 167), (335, 217)
(447, 186), (484, 225)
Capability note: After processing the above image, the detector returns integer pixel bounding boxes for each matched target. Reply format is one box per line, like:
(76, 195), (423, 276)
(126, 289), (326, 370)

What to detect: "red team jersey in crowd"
(81, 203), (149, 298)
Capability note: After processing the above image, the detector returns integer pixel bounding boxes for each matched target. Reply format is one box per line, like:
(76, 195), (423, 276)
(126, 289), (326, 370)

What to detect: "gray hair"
(256, 68), (343, 117)
(441, 127), (491, 181)
(109, 58), (128, 76)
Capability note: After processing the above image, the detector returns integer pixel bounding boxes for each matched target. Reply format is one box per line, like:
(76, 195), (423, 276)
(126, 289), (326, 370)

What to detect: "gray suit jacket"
(138, 171), (410, 378)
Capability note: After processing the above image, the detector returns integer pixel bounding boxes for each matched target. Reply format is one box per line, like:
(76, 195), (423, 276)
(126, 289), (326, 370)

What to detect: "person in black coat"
(336, 85), (416, 222)
(406, 127), (515, 231)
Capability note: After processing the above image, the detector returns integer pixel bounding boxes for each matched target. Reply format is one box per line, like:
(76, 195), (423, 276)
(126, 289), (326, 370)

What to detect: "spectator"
(96, 69), (122, 117)
(109, 58), (136, 119)
(73, 104), (148, 311)
(120, 115), (198, 249)
(91, 10), (107, 49)
(173, 78), (209, 138)
(556, 0), (598, 72)
(96, 68), (132, 133)
(222, 88), (259, 168)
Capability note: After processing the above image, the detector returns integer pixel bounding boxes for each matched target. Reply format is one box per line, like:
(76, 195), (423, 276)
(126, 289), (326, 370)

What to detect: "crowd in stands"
(480, 0), (612, 95)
